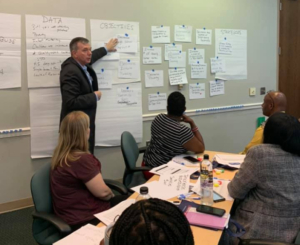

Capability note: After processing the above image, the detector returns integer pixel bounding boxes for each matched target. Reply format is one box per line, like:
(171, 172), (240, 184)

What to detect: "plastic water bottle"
(200, 154), (213, 206)
(135, 186), (151, 202)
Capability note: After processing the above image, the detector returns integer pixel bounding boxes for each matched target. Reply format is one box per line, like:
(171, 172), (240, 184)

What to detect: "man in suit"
(60, 37), (118, 154)
(240, 91), (287, 154)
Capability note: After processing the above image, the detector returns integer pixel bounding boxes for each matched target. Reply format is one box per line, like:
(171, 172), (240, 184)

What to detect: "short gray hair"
(69, 37), (89, 53)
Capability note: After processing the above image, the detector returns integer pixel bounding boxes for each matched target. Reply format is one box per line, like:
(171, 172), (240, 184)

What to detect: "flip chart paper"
(26, 15), (85, 88)
(189, 83), (205, 99)
(145, 70), (164, 87)
(168, 68), (188, 85)
(143, 47), (162, 64)
(95, 83), (142, 146)
(175, 25), (192, 42)
(0, 13), (21, 89)
(169, 51), (186, 68)
(210, 58), (226, 73)
(152, 26), (170, 43)
(210, 80), (225, 97)
(188, 49), (205, 65)
(196, 29), (212, 45)
(191, 64), (207, 79)
(148, 93), (167, 111)
(215, 29), (247, 80)
(165, 44), (182, 61)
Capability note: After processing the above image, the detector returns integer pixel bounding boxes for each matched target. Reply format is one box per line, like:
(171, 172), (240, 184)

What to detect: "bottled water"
(200, 154), (213, 206)
(135, 186), (151, 202)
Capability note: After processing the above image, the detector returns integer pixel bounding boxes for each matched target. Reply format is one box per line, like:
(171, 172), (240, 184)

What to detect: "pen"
(155, 165), (168, 172)
(171, 169), (181, 174)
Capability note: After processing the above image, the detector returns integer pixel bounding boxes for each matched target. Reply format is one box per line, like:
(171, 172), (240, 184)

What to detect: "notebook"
(185, 207), (230, 230)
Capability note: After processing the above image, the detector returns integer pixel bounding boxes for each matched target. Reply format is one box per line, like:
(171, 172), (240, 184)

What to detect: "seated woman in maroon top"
(51, 111), (126, 230)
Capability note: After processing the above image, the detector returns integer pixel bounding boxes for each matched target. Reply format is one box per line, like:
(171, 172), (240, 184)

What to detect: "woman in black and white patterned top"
(143, 92), (205, 175)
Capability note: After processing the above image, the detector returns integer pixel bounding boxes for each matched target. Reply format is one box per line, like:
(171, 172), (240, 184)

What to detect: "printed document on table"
(213, 154), (245, 169)
(54, 224), (106, 245)
(150, 161), (198, 176)
(94, 199), (135, 225)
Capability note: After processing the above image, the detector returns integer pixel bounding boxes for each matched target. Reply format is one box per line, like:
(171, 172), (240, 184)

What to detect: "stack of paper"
(54, 224), (106, 245)
(150, 161), (198, 176)
(213, 154), (245, 169)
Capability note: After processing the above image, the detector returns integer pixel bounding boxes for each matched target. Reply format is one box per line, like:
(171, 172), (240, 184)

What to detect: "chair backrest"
(31, 162), (53, 214)
(121, 131), (140, 187)
(121, 131), (140, 170)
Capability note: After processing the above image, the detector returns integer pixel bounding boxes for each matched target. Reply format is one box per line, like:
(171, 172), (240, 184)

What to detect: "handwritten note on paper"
(196, 29), (212, 45)
(148, 93), (167, 111)
(117, 87), (138, 105)
(97, 69), (112, 89)
(118, 59), (140, 79)
(189, 84), (205, 100)
(116, 34), (137, 53)
(159, 174), (190, 193)
(215, 29), (247, 80)
(143, 47), (162, 64)
(210, 58), (226, 73)
(145, 70), (163, 87)
(169, 51), (186, 68)
(0, 13), (21, 89)
(26, 15), (85, 88)
(175, 25), (192, 42)
(210, 80), (225, 97)
(54, 224), (106, 245)
(168, 68), (188, 85)
(191, 64), (207, 79)
(188, 49), (205, 65)
(152, 26), (170, 43)
(165, 44), (182, 61)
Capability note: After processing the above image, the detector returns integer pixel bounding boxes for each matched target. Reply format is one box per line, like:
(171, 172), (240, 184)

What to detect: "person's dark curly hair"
(167, 91), (186, 117)
(109, 198), (194, 245)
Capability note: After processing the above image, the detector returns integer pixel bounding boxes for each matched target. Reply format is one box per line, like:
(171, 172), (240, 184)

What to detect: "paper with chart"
(94, 199), (135, 225)
(175, 25), (192, 42)
(168, 68), (188, 85)
(152, 26), (170, 43)
(26, 15), (85, 88)
(211, 58), (226, 73)
(95, 83), (142, 146)
(148, 93), (167, 111)
(196, 29), (212, 45)
(188, 49), (205, 65)
(189, 83), (205, 99)
(143, 47), (162, 64)
(191, 64), (207, 79)
(169, 51), (186, 68)
(150, 161), (198, 176)
(145, 70), (163, 87)
(210, 80), (225, 97)
(116, 34), (138, 53)
(159, 173), (190, 194)
(54, 224), (106, 245)
(213, 154), (245, 169)
(215, 29), (247, 80)
(165, 44), (182, 60)
(97, 69), (113, 89)
(29, 87), (61, 158)
(118, 59), (140, 79)
(0, 13), (21, 89)
(91, 20), (140, 84)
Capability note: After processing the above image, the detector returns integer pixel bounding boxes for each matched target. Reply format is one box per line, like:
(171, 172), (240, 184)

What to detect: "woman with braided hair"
(101, 198), (194, 245)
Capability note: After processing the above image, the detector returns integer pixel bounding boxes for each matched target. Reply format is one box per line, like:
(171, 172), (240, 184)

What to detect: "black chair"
(31, 162), (128, 245)
(121, 131), (151, 189)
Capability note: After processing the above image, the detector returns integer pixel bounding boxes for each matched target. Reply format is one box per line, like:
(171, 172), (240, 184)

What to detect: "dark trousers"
(88, 125), (95, 154)
(71, 195), (129, 231)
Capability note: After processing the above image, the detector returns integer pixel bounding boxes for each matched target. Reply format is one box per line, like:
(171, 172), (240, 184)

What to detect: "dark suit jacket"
(228, 144), (300, 243)
(59, 47), (107, 153)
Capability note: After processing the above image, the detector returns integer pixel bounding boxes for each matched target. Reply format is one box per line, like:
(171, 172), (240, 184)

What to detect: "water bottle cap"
(140, 186), (148, 194)
(203, 154), (209, 160)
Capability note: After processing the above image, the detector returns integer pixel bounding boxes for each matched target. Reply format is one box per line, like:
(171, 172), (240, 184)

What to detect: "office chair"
(121, 131), (151, 189)
(31, 162), (128, 245)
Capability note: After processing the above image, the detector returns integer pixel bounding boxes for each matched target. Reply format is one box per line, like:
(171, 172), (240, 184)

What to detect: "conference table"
(98, 150), (238, 245)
